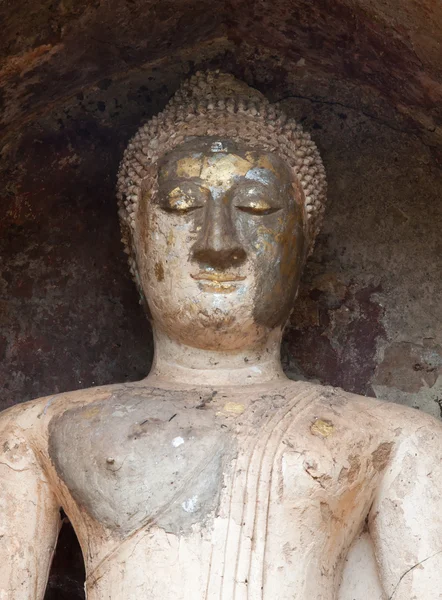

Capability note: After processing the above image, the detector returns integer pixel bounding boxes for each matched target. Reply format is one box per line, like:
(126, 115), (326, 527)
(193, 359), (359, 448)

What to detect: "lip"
(191, 272), (246, 282)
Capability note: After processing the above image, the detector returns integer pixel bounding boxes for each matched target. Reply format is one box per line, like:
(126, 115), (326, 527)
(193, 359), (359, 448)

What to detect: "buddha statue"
(1, 71), (441, 600)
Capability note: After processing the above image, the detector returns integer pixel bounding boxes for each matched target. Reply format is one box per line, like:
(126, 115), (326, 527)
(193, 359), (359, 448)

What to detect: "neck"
(145, 327), (287, 387)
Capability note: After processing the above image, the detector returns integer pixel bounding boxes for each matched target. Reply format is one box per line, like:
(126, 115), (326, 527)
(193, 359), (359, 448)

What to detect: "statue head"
(117, 72), (326, 352)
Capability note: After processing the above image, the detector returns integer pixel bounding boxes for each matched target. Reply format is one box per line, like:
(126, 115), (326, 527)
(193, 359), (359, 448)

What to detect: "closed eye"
(162, 205), (202, 214)
(161, 184), (207, 214)
(236, 205), (281, 216)
(161, 186), (203, 215)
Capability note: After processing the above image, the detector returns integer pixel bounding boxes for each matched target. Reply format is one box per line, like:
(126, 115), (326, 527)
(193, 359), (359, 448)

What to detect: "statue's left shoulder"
(351, 390), (442, 437)
(280, 381), (391, 450)
(284, 380), (386, 429)
(288, 380), (442, 446)
(327, 386), (442, 459)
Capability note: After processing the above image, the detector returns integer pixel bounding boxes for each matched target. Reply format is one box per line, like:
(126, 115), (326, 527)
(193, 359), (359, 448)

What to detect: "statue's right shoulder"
(0, 393), (51, 436)
(0, 382), (129, 442)
(0, 383), (138, 493)
(0, 394), (61, 474)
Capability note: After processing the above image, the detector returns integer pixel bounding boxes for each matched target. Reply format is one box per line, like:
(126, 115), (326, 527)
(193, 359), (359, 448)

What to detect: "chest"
(49, 389), (234, 535)
(48, 389), (380, 539)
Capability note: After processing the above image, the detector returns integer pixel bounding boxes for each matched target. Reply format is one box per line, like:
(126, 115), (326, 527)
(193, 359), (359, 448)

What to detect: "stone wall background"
(282, 95), (442, 418)
(0, 17), (441, 600)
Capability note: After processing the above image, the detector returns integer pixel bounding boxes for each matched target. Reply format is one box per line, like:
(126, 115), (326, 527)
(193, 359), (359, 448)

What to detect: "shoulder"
(282, 379), (388, 433)
(0, 398), (48, 473)
(284, 379), (442, 450)
(365, 393), (442, 447)
(292, 380), (441, 430)
(333, 391), (442, 492)
(329, 385), (442, 467)
(0, 382), (131, 449)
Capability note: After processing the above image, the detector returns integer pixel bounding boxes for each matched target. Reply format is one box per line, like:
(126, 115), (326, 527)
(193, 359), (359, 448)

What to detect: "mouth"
(191, 271), (246, 293)
(191, 272), (246, 282)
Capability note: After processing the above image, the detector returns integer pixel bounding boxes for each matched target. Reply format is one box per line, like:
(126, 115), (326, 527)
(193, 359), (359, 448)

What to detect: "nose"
(192, 197), (247, 270)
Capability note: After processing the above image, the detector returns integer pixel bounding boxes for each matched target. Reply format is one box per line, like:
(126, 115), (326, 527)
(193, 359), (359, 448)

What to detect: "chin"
(170, 319), (270, 352)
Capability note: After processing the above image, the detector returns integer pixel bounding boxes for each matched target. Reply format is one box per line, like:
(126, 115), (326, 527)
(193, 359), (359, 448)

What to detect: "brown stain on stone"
(154, 261), (164, 282)
(320, 500), (334, 523)
(338, 454), (361, 484)
(338, 481), (364, 523)
(371, 442), (393, 472)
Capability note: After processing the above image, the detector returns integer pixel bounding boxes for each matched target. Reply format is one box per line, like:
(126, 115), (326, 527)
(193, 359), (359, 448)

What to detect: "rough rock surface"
(1, 0), (441, 147)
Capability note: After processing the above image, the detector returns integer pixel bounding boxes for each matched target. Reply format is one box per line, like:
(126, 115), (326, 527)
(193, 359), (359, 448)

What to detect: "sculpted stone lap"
(1, 71), (441, 600)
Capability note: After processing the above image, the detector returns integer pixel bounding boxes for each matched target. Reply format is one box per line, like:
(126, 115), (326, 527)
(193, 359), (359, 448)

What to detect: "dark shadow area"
(45, 518), (86, 600)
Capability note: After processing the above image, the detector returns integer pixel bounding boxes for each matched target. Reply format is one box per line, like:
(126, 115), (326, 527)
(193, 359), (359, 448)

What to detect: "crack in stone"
(388, 549), (442, 599)
(0, 460), (30, 473)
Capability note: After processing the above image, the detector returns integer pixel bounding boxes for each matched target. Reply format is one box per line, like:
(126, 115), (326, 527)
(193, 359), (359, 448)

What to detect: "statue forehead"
(158, 137), (292, 186)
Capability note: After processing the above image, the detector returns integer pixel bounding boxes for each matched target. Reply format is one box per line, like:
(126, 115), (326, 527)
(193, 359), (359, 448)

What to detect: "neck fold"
(146, 327), (287, 387)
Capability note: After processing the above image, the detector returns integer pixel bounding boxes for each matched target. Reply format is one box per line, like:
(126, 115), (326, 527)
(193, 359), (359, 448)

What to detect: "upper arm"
(0, 417), (61, 600)
(369, 419), (442, 600)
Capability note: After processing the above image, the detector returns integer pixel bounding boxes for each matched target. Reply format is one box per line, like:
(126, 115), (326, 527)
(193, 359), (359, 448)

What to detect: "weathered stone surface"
(0, 0), (225, 138)
(230, 0), (442, 146)
(280, 94), (442, 417)
(1, 0), (441, 146)
(49, 388), (232, 536)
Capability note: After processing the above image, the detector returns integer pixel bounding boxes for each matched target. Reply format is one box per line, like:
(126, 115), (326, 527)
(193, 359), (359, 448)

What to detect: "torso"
(25, 380), (398, 599)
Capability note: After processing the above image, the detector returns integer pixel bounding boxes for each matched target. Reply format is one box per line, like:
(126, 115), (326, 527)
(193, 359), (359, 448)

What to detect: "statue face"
(135, 138), (306, 351)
